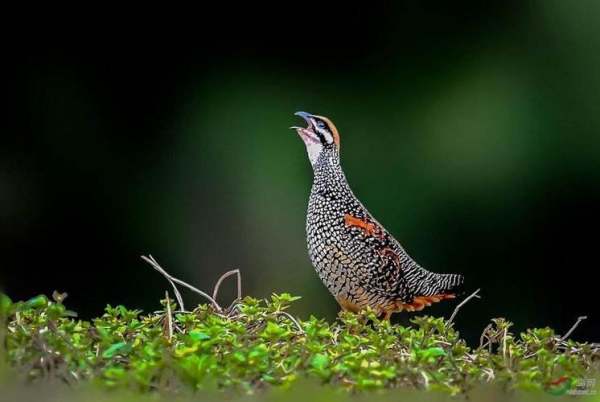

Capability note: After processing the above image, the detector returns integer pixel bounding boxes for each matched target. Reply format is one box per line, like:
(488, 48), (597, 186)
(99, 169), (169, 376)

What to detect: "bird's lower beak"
(291, 111), (319, 144)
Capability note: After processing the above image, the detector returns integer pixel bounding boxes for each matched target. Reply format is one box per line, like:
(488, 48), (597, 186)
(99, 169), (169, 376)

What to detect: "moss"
(0, 292), (598, 398)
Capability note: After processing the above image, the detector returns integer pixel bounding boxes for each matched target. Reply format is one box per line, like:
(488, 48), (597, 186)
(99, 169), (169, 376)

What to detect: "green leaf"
(102, 342), (130, 358)
(189, 330), (211, 342)
(3, 292), (596, 395)
(47, 303), (67, 319)
(275, 293), (301, 303)
(310, 353), (329, 370)
(262, 321), (288, 338)
(232, 352), (246, 364)
(174, 344), (199, 357)
(25, 294), (48, 309)
(418, 347), (446, 360)
(0, 293), (12, 317)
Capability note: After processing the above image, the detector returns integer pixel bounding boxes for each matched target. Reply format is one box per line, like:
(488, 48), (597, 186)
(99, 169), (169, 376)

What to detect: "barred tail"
(438, 273), (464, 294)
(394, 271), (465, 312)
(419, 272), (464, 297)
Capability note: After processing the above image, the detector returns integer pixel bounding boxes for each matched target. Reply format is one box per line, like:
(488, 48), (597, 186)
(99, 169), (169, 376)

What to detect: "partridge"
(292, 111), (463, 319)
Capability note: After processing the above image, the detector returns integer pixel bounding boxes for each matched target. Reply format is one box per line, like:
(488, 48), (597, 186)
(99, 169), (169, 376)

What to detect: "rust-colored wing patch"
(376, 247), (400, 266)
(344, 214), (384, 239)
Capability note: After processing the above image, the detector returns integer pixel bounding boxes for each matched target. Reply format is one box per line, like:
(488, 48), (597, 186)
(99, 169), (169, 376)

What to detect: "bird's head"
(292, 111), (340, 166)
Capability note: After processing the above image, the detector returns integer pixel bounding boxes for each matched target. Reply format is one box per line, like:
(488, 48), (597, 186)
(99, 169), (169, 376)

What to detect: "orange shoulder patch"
(344, 214), (384, 239)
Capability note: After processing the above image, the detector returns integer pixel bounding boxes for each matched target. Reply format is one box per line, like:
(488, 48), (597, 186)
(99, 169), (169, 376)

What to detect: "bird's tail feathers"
(422, 272), (464, 297)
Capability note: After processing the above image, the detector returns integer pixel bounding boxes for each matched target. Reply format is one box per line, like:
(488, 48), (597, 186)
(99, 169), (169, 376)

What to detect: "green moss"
(1, 292), (598, 398)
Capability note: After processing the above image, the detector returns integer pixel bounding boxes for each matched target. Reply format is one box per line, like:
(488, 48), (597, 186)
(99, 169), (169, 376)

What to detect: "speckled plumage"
(294, 112), (463, 318)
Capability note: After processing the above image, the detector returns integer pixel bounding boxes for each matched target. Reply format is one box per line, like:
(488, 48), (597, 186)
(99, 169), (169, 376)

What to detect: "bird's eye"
(316, 121), (326, 129)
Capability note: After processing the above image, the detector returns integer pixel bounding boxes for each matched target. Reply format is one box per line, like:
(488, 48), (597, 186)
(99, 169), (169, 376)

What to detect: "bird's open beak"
(294, 111), (313, 121)
(291, 111), (319, 144)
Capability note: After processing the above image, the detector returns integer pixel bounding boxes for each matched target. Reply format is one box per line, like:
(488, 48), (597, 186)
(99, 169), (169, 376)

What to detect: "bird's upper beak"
(294, 111), (313, 121)
(291, 111), (319, 144)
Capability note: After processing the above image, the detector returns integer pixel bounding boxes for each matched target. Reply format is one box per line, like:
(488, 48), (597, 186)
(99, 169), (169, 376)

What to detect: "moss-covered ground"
(0, 292), (598, 400)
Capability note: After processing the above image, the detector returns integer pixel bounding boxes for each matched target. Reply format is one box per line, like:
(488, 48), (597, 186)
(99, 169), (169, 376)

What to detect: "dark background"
(3, 1), (600, 344)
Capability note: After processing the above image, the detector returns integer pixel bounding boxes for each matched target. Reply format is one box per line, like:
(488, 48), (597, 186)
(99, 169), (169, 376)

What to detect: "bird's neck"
(311, 149), (350, 198)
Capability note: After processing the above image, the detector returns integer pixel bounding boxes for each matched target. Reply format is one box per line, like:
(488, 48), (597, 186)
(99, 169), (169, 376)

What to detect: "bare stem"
(142, 255), (186, 311)
(447, 288), (481, 326)
(502, 327), (508, 366)
(164, 291), (173, 342)
(276, 311), (305, 334)
(560, 316), (588, 341)
(141, 255), (222, 312)
(212, 269), (242, 303)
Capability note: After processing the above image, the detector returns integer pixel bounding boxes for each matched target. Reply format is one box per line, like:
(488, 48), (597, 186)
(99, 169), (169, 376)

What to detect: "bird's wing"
(342, 211), (413, 299)
(343, 202), (463, 301)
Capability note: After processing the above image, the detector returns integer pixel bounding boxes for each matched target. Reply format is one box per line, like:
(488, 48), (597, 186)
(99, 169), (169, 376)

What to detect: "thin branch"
(446, 288), (481, 326)
(212, 269), (242, 302)
(226, 302), (243, 318)
(141, 255), (221, 312)
(502, 327), (508, 366)
(276, 311), (305, 334)
(141, 255), (185, 311)
(420, 370), (429, 389)
(482, 368), (495, 382)
(164, 291), (173, 342)
(560, 315), (588, 341)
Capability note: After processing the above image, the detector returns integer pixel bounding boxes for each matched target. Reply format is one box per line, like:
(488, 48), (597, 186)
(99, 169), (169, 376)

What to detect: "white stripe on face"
(311, 118), (334, 145)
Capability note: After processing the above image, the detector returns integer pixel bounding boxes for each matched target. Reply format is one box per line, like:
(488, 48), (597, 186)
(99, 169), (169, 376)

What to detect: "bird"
(292, 111), (464, 319)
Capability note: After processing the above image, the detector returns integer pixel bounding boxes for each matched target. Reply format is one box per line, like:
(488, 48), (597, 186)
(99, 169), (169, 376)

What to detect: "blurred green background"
(2, 1), (600, 344)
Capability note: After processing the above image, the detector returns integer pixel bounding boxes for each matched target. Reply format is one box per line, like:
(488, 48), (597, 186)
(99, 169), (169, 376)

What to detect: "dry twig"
(141, 255), (221, 312)
(560, 316), (587, 341)
(276, 311), (305, 334)
(446, 288), (481, 326)
(212, 269), (242, 303)
(479, 323), (492, 350)
(502, 327), (508, 366)
(164, 291), (173, 342)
